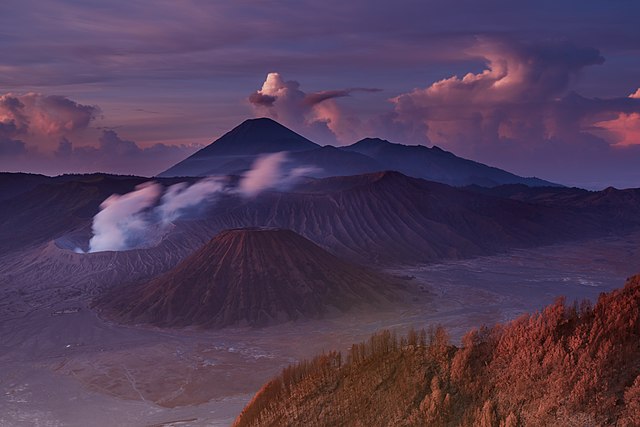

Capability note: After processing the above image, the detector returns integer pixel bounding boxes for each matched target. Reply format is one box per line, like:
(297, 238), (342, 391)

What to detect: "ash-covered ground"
(1, 232), (638, 426)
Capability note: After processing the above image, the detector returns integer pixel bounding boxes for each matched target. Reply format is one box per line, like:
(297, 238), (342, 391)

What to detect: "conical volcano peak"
(99, 227), (406, 328)
(197, 117), (319, 157)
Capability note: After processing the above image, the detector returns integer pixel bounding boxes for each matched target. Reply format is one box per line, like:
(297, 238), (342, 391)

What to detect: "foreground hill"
(158, 117), (557, 187)
(98, 228), (408, 328)
(234, 275), (640, 426)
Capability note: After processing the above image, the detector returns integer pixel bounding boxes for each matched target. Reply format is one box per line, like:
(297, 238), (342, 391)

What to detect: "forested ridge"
(235, 275), (640, 426)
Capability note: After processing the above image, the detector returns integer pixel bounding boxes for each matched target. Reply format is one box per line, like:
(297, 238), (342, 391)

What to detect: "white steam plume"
(85, 152), (317, 253)
(238, 152), (318, 197)
(88, 182), (162, 253)
(157, 177), (225, 224)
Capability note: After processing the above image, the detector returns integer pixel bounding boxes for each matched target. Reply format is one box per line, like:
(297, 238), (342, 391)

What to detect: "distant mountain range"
(2, 171), (640, 264)
(160, 118), (558, 187)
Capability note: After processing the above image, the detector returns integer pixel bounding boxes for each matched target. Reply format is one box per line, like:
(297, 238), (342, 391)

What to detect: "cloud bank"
(0, 91), (201, 176)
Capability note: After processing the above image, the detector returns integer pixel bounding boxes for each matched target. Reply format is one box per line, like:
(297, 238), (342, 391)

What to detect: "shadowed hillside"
(3, 171), (640, 265)
(158, 117), (557, 187)
(343, 137), (556, 187)
(200, 171), (621, 264)
(235, 275), (640, 427)
(98, 228), (409, 328)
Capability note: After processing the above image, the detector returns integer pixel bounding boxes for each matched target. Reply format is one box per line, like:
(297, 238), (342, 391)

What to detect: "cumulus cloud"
(0, 92), (98, 137)
(0, 119), (27, 156)
(248, 72), (380, 144)
(50, 130), (201, 176)
(0, 92), (201, 176)
(0, 137), (26, 156)
(595, 88), (640, 147)
(378, 38), (640, 187)
(390, 39), (606, 148)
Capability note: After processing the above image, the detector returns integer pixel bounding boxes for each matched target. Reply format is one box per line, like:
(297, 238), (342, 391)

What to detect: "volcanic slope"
(99, 228), (408, 328)
(3, 171), (639, 267)
(159, 118), (319, 177)
(198, 171), (606, 264)
(159, 117), (557, 186)
(234, 275), (640, 427)
(342, 137), (557, 187)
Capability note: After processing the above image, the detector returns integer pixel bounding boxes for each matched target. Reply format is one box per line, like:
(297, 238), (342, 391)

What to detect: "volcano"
(159, 117), (558, 186)
(99, 228), (407, 328)
(159, 118), (320, 177)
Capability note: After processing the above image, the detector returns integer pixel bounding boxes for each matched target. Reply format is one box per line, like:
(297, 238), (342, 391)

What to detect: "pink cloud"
(595, 89), (640, 147)
(0, 92), (98, 137)
(248, 72), (379, 144)
(390, 38), (606, 151)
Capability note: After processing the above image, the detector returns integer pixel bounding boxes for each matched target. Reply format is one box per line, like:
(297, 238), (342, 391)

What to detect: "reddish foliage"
(234, 275), (640, 426)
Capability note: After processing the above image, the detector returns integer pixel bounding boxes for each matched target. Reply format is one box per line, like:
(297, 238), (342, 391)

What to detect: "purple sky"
(1, 0), (640, 188)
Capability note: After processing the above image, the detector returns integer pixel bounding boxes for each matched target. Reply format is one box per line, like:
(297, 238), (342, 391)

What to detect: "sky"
(1, 0), (640, 188)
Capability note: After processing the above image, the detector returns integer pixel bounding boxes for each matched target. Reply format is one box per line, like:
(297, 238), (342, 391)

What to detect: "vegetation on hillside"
(234, 275), (640, 426)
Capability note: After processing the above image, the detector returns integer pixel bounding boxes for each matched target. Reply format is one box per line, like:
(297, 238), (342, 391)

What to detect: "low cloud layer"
(390, 39), (608, 149)
(54, 130), (201, 176)
(386, 39), (640, 186)
(86, 152), (314, 252)
(0, 91), (201, 176)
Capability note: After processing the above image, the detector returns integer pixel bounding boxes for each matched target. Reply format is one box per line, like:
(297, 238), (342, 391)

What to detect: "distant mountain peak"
(235, 116), (290, 130)
(159, 118), (320, 176)
(197, 117), (319, 156)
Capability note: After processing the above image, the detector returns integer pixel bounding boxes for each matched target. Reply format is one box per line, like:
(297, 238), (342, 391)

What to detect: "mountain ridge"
(158, 117), (559, 187)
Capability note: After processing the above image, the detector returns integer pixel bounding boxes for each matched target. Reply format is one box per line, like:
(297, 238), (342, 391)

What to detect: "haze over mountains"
(160, 118), (558, 188)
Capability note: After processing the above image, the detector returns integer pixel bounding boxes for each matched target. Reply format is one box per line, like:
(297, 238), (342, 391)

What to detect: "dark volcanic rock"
(159, 118), (319, 177)
(100, 228), (406, 328)
(342, 137), (558, 187)
(159, 117), (558, 187)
